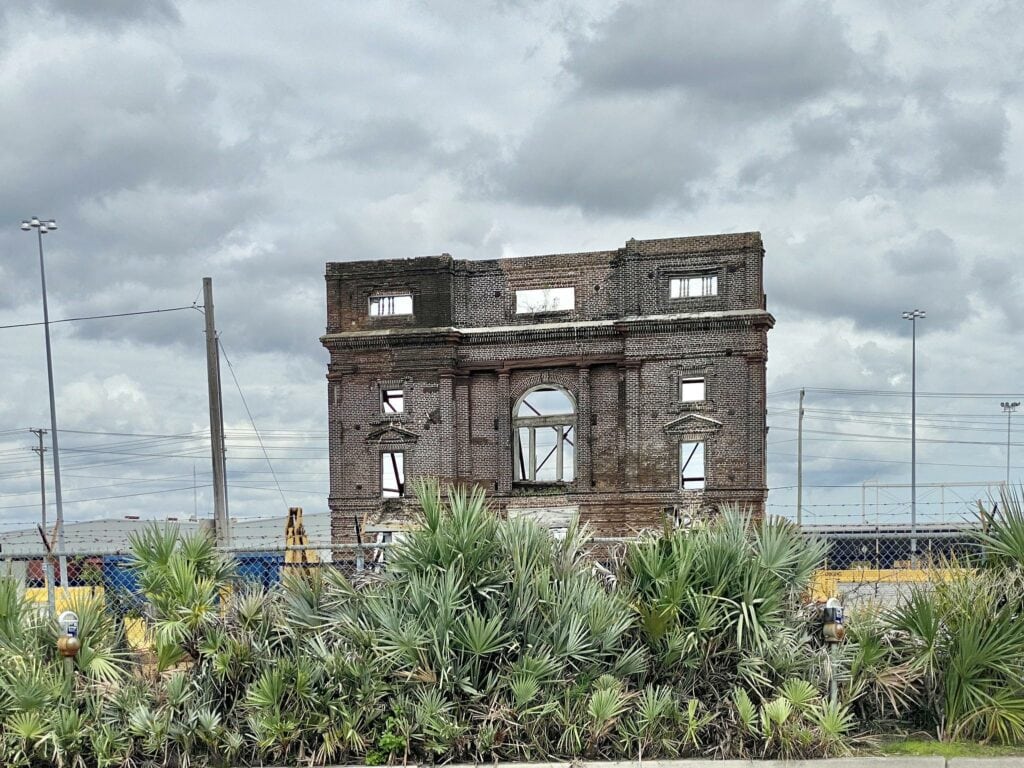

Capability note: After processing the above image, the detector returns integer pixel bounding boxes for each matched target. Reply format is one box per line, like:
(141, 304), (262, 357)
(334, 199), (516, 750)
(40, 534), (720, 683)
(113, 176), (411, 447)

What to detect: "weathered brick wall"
(456, 251), (621, 326)
(326, 255), (454, 332)
(324, 233), (772, 544)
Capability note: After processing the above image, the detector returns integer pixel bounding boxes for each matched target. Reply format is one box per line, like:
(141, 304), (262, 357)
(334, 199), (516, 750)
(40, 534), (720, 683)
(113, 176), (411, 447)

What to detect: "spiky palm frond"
(977, 487), (1024, 569)
(886, 567), (1024, 743)
(779, 679), (818, 713)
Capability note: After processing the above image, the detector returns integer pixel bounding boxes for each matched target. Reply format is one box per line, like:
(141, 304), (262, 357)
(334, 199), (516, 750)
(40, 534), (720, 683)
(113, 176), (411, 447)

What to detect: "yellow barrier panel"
(24, 585), (100, 613)
(809, 567), (959, 603)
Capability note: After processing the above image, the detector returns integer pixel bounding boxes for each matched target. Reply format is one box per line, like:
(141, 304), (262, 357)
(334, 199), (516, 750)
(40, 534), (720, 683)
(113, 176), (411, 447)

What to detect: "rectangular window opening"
(669, 274), (718, 299)
(515, 287), (575, 314)
(381, 387), (404, 414)
(680, 377), (706, 403)
(679, 441), (706, 490)
(381, 451), (405, 498)
(514, 425), (575, 483)
(369, 294), (413, 317)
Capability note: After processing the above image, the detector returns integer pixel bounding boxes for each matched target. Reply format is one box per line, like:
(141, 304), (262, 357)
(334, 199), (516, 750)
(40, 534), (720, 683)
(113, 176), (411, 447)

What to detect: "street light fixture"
(1001, 401), (1020, 488)
(21, 217), (67, 591)
(902, 309), (925, 564)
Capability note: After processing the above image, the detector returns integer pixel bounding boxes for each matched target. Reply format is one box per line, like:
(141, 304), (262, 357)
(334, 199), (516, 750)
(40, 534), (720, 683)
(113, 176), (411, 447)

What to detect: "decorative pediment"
(663, 413), (723, 437)
(365, 423), (420, 444)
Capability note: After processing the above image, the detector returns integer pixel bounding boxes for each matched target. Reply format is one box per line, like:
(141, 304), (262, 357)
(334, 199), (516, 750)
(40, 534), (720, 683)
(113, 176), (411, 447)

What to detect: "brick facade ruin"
(321, 232), (773, 542)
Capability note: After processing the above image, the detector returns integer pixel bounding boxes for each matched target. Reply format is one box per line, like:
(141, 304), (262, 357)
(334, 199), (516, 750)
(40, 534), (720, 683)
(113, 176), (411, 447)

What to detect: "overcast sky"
(2, 0), (1023, 541)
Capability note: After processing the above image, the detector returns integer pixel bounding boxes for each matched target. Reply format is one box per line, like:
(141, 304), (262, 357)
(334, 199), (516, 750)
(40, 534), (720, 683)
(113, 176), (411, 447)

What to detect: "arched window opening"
(513, 386), (576, 483)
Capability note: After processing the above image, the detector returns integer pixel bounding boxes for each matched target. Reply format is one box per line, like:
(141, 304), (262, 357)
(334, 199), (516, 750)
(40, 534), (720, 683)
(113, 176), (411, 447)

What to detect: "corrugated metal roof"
(0, 513), (332, 556)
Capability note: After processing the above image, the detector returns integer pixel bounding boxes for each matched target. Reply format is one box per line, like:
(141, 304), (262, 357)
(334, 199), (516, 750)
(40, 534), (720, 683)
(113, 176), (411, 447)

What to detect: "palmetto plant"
(872, 495), (1024, 744)
(18, 480), (1001, 765)
(840, 606), (917, 723)
(0, 574), (131, 767)
(977, 486), (1024, 570)
(888, 567), (1024, 743)
(127, 524), (236, 671)
(729, 680), (855, 759)
(624, 509), (826, 707)
(360, 480), (649, 761)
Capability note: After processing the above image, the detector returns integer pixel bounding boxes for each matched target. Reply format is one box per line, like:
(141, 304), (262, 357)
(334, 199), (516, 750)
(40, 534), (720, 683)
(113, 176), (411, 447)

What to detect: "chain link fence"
(0, 524), (987, 620)
(0, 543), (387, 620)
(804, 523), (984, 604)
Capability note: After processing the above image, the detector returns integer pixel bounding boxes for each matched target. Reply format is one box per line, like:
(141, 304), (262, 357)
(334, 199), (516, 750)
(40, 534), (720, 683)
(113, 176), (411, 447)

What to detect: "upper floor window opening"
(513, 385), (576, 483)
(670, 274), (717, 299)
(680, 377), (706, 403)
(370, 294), (413, 317)
(381, 387), (404, 414)
(515, 287), (575, 314)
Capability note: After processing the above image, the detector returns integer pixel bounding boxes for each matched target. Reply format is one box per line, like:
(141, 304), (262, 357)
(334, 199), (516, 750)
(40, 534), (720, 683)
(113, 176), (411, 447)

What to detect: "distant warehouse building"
(322, 232), (773, 542)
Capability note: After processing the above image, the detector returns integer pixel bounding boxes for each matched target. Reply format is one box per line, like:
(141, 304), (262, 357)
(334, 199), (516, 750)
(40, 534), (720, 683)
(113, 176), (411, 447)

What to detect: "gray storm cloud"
(1, 0), (1022, 526)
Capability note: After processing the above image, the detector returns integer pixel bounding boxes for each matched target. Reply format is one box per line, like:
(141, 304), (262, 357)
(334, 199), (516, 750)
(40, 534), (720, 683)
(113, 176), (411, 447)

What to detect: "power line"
(767, 499), (985, 508)
(769, 425), (1024, 447)
(0, 483), (214, 511)
(217, 337), (289, 508)
(0, 305), (201, 331)
(768, 451), (1024, 471)
(0, 473), (209, 499)
(771, 406), (1009, 421)
(769, 386), (1024, 400)
(771, 480), (1003, 490)
(57, 428), (208, 439)
(771, 413), (1016, 435)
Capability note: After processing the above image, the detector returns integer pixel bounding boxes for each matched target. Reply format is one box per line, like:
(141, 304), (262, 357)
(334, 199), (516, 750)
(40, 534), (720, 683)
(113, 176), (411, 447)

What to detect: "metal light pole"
(20, 217), (68, 590)
(1001, 401), (1020, 488)
(796, 388), (805, 527)
(902, 309), (925, 564)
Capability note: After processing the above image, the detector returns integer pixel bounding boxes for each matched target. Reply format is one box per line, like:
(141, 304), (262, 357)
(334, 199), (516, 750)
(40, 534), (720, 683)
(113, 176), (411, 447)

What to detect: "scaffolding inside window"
(513, 386), (576, 483)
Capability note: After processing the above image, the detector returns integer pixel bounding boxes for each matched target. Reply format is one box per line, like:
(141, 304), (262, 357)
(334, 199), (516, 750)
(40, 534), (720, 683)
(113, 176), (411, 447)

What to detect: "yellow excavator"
(284, 507), (319, 565)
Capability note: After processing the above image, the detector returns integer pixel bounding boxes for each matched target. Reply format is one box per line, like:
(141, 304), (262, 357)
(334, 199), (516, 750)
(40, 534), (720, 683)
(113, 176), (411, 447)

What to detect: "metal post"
(31, 429), (56, 616)
(911, 316), (916, 563)
(797, 388), (805, 527)
(1001, 402), (1019, 488)
(203, 278), (230, 546)
(829, 645), (838, 705)
(902, 309), (925, 564)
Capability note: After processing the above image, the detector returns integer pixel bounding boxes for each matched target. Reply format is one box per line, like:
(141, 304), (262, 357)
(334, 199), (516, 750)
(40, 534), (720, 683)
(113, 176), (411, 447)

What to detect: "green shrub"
(27, 480), (1023, 764)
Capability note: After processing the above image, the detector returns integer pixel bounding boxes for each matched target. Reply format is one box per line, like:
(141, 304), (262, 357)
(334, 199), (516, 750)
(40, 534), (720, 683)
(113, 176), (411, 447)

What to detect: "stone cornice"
(321, 309), (774, 349)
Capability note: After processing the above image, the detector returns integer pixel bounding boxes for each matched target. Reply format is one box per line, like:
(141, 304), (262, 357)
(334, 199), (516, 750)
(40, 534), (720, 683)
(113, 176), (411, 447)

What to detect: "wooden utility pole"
(203, 278), (230, 546)
(796, 388), (805, 527)
(30, 428), (56, 615)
